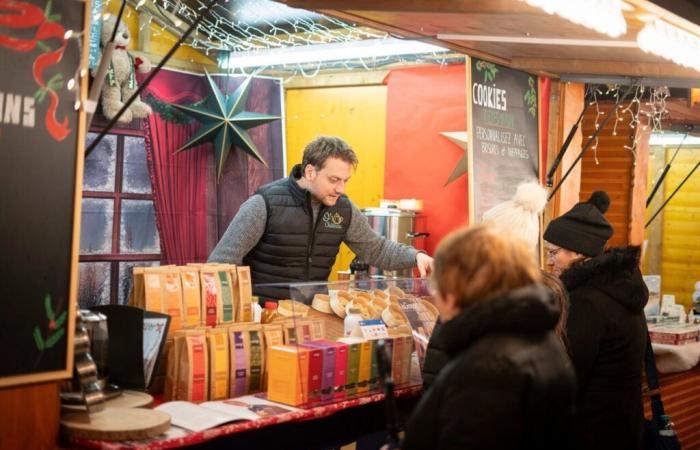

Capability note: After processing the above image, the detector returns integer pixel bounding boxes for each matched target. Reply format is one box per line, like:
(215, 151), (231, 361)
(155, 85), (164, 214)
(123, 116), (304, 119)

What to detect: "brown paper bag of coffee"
(161, 268), (183, 335)
(235, 266), (253, 322)
(175, 330), (209, 402)
(179, 267), (202, 328)
(206, 328), (229, 400)
(162, 337), (177, 401)
(215, 265), (236, 324)
(129, 267), (146, 308)
(143, 268), (164, 313)
(199, 269), (220, 328)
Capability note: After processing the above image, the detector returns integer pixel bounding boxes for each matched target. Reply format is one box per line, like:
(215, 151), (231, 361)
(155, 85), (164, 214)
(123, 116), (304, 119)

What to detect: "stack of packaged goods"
(130, 264), (255, 332)
(162, 317), (327, 403)
(266, 334), (414, 407)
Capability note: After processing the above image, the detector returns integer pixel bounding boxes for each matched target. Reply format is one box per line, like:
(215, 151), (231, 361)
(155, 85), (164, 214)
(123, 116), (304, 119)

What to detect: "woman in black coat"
(403, 226), (576, 450)
(544, 191), (648, 450)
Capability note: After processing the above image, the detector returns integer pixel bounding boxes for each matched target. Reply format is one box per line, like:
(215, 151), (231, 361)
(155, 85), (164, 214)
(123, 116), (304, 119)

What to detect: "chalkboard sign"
(0, 0), (87, 387)
(467, 58), (540, 223)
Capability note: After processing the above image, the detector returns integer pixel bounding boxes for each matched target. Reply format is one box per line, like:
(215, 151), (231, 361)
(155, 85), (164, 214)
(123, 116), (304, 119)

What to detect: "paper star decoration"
(440, 131), (469, 186)
(170, 71), (280, 180)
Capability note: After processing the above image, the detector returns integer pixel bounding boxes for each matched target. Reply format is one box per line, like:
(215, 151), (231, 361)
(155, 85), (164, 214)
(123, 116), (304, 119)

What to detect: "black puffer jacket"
(560, 246), (648, 450)
(403, 285), (576, 450)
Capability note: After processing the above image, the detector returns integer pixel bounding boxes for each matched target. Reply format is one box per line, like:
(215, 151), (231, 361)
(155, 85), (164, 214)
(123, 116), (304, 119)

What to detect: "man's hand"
(415, 252), (434, 277)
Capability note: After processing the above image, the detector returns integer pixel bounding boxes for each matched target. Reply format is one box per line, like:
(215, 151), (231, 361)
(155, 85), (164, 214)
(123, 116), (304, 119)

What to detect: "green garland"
(144, 93), (207, 124)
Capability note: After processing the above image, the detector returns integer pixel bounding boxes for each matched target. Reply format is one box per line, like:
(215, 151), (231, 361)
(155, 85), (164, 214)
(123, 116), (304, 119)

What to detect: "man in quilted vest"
(209, 136), (433, 300)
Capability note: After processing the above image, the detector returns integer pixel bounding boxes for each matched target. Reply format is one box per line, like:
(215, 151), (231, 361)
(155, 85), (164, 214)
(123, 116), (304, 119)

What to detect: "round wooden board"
(61, 407), (170, 441)
(61, 390), (154, 412)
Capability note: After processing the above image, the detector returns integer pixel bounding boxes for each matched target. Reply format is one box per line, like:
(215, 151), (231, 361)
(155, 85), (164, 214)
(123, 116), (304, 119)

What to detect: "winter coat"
(560, 246), (648, 450)
(421, 319), (447, 389)
(403, 285), (576, 450)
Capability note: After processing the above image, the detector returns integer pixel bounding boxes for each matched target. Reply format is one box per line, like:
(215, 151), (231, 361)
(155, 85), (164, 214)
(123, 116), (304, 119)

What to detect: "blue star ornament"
(170, 71), (280, 180)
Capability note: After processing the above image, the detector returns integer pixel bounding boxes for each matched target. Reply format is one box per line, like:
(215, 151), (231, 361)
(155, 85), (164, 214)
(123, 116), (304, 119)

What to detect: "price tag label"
(359, 319), (388, 340)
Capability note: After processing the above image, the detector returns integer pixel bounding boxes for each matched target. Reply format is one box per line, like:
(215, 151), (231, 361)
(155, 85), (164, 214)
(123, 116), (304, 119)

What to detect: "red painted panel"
(383, 64), (468, 254)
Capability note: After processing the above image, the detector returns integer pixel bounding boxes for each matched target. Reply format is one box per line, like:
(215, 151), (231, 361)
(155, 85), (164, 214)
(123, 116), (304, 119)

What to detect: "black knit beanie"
(543, 191), (613, 257)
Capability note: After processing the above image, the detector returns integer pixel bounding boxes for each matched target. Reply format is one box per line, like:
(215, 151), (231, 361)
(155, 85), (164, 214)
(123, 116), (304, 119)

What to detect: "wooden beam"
(547, 82), (584, 221)
(511, 57), (700, 79)
(317, 9), (511, 66)
(643, 143), (664, 273)
(280, 0), (533, 14)
(282, 70), (390, 89)
(629, 127), (651, 246)
(138, 11), (151, 53)
(628, 0), (700, 32)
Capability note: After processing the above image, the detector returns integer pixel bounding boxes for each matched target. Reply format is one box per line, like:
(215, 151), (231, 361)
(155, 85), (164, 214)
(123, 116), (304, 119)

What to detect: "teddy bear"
(96, 18), (152, 123)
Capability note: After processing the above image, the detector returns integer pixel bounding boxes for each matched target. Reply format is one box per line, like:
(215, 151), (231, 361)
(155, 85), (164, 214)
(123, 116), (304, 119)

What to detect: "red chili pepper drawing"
(0, 0), (71, 141)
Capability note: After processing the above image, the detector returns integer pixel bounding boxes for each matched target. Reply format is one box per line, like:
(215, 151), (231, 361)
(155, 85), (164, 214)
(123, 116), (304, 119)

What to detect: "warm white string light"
(521, 0), (627, 38)
(637, 19), (700, 73)
(585, 84), (669, 165)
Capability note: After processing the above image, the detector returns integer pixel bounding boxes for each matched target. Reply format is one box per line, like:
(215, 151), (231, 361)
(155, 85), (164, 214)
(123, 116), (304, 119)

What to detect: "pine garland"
(144, 93), (207, 124)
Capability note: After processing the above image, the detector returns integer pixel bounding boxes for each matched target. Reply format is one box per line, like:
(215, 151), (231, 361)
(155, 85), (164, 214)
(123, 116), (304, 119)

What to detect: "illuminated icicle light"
(522, 0), (627, 38)
(638, 19), (700, 72)
(67, 78), (76, 90)
(219, 37), (448, 69)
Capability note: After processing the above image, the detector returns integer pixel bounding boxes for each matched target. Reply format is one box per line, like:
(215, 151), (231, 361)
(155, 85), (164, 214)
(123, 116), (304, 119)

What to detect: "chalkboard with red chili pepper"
(0, 0), (84, 385)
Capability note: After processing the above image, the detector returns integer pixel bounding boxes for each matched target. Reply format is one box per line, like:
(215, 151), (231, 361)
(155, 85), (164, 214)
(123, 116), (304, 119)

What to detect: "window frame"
(80, 127), (161, 305)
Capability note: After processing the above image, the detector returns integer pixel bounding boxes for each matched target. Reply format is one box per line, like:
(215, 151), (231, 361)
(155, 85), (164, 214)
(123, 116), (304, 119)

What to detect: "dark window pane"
(118, 261), (159, 305)
(83, 133), (116, 192)
(78, 262), (111, 308)
(123, 136), (152, 194)
(120, 199), (160, 254)
(80, 198), (114, 254)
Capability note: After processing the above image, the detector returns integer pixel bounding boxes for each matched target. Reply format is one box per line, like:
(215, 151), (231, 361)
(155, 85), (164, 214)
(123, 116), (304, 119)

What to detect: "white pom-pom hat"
(481, 181), (548, 252)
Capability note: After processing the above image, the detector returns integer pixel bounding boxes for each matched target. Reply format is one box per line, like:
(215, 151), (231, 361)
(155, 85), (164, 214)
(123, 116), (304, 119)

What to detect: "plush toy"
(96, 18), (152, 123)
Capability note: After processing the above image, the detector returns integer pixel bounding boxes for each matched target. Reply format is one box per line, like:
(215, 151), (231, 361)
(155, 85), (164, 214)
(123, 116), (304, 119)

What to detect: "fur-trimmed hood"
(560, 246), (648, 312)
(434, 284), (560, 356)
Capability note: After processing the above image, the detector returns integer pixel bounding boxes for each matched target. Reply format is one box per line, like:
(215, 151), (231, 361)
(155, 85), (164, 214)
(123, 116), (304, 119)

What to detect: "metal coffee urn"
(362, 206), (429, 278)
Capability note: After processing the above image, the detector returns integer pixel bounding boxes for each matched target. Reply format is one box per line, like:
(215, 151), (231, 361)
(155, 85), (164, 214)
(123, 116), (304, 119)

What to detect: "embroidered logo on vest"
(322, 211), (343, 229)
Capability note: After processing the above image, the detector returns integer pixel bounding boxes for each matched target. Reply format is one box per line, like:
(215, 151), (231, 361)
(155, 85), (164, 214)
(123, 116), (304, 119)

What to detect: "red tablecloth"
(70, 385), (423, 449)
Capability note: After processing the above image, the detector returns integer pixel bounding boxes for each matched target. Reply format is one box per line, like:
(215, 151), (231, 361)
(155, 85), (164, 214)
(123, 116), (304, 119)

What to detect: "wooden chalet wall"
(580, 100), (647, 247)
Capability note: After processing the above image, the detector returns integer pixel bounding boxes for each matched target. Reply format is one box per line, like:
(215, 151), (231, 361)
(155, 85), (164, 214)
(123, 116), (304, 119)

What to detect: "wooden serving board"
(61, 407), (170, 441)
(62, 390), (154, 412)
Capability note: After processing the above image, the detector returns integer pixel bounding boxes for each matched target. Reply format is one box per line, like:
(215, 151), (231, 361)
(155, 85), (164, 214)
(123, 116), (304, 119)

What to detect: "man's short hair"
(301, 136), (359, 170)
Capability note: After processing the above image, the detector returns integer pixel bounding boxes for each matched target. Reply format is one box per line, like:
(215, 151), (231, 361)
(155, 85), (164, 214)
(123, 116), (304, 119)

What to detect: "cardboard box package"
(267, 345), (310, 406)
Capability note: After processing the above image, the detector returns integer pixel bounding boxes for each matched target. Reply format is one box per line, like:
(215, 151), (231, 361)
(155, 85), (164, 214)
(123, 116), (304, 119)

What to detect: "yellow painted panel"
(660, 145), (700, 307)
(105, 1), (215, 65)
(285, 86), (388, 280)
(148, 29), (216, 65)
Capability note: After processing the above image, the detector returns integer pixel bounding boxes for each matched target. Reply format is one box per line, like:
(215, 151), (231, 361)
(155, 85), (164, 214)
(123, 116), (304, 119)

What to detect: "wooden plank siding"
(645, 366), (700, 449)
(579, 101), (637, 248)
(658, 146), (700, 307)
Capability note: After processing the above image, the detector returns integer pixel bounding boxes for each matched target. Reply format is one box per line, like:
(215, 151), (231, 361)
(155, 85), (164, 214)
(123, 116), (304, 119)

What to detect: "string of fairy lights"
(586, 84), (670, 164)
(100, 0), (459, 76)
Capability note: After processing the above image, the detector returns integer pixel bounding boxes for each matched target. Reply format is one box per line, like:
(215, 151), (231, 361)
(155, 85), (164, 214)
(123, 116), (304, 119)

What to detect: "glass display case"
(255, 277), (438, 370)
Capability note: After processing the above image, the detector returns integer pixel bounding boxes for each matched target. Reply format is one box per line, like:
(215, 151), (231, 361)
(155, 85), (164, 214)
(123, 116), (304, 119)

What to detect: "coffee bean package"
(206, 328), (229, 400)
(175, 330), (209, 402)
(179, 267), (202, 327)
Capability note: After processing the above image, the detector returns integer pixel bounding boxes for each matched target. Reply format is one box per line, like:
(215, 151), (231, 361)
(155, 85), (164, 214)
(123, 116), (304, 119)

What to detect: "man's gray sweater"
(208, 194), (418, 271)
